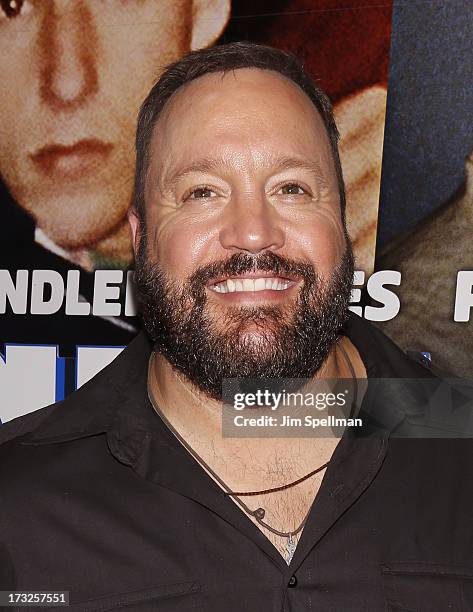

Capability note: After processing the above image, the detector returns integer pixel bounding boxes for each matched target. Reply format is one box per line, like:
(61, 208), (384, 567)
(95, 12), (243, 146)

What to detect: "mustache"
(188, 251), (318, 295)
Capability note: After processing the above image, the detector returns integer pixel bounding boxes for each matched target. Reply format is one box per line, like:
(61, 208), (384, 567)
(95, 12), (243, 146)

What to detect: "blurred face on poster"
(0, 0), (229, 266)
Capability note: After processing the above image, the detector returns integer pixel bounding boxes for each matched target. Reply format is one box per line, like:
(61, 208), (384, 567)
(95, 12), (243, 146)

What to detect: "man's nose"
(218, 191), (285, 255)
(39, 1), (98, 111)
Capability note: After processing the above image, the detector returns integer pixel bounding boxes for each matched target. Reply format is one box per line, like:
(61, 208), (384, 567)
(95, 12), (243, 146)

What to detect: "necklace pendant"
(286, 534), (297, 565)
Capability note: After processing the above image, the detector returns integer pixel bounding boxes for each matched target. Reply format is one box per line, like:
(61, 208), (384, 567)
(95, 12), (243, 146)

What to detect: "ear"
(191, 0), (231, 50)
(127, 207), (142, 257)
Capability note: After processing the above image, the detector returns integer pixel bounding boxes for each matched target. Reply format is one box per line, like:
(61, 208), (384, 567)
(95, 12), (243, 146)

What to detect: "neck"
(35, 227), (94, 271)
(149, 337), (367, 489)
(92, 218), (134, 266)
(35, 218), (133, 272)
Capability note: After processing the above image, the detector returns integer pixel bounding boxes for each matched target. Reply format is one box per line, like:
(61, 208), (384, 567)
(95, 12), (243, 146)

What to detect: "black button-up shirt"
(1, 314), (473, 611)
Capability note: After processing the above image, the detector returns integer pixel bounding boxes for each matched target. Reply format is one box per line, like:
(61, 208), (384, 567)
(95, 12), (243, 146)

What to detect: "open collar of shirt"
(19, 313), (434, 571)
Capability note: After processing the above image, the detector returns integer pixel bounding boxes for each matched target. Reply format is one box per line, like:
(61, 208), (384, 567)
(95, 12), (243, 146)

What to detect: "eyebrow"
(162, 158), (222, 191)
(160, 155), (329, 192)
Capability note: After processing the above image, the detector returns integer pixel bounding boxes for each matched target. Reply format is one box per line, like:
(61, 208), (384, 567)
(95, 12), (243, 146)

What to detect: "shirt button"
(288, 575), (297, 588)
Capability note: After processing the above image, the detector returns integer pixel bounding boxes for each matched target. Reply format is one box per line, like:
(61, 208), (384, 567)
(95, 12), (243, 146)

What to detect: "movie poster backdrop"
(1, 0), (393, 422)
(375, 0), (473, 379)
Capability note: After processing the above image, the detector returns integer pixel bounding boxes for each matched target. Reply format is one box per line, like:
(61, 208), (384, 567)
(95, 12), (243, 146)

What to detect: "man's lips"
(30, 139), (113, 178)
(207, 272), (303, 300)
(207, 272), (301, 288)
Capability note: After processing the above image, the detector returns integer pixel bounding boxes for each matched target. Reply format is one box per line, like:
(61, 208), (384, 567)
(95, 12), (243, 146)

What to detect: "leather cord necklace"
(147, 339), (358, 565)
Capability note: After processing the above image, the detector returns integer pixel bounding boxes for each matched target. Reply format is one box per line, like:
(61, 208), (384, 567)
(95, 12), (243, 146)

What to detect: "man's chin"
(206, 303), (290, 331)
(235, 331), (277, 360)
(209, 321), (287, 351)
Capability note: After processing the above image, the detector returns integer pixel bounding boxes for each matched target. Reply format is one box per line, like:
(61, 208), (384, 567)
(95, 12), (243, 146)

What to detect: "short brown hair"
(133, 41), (345, 223)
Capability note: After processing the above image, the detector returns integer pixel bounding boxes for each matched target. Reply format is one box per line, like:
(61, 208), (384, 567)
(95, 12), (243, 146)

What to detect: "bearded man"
(1, 43), (472, 611)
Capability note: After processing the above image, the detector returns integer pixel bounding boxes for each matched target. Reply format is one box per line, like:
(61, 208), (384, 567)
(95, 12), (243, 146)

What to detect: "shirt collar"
(21, 330), (153, 444)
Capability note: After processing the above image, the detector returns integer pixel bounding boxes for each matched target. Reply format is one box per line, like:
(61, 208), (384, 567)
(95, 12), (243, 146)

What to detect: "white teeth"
(212, 277), (291, 293)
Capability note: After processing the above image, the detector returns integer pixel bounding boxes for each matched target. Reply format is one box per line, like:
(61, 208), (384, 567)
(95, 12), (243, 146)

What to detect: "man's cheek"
(156, 226), (202, 276)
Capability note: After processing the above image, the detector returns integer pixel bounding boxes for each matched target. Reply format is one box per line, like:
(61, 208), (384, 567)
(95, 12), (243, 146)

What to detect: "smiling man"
(1, 43), (472, 611)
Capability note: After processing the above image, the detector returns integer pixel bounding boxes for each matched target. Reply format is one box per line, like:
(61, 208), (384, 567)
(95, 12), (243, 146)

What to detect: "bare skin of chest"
(203, 448), (332, 558)
(237, 477), (324, 559)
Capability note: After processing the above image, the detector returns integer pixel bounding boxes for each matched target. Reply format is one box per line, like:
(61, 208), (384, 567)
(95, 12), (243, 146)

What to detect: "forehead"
(149, 68), (333, 170)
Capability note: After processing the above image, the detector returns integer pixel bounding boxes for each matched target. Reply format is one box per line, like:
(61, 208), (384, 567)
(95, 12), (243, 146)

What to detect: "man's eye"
(186, 187), (217, 200)
(0, 0), (31, 19)
(277, 183), (306, 196)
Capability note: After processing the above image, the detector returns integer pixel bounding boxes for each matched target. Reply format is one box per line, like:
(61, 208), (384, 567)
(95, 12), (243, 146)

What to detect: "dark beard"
(134, 235), (355, 401)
